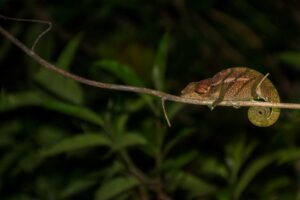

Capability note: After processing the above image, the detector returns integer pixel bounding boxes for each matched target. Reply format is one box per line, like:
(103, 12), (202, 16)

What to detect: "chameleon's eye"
(195, 84), (210, 94)
(194, 79), (212, 94)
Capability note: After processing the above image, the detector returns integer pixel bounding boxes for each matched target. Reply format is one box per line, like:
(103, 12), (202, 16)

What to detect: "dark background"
(1, 0), (300, 199)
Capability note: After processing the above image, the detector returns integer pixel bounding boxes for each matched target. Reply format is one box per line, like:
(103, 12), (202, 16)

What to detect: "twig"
(119, 150), (150, 183)
(161, 98), (171, 127)
(120, 150), (172, 200)
(0, 25), (300, 111)
(0, 14), (52, 51)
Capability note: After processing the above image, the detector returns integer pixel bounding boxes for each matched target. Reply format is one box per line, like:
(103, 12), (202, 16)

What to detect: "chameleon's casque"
(181, 67), (280, 127)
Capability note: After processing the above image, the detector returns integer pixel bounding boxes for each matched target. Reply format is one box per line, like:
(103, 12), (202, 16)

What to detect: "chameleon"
(180, 67), (280, 127)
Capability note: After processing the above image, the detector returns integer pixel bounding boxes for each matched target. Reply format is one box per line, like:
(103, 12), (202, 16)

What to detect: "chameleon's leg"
(230, 101), (241, 109)
(252, 73), (269, 101)
(210, 83), (230, 110)
(209, 69), (236, 110)
(210, 68), (250, 109)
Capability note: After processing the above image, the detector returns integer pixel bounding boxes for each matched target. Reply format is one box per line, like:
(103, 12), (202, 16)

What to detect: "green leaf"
(95, 177), (139, 200)
(36, 125), (66, 146)
(0, 121), (21, 147)
(199, 157), (228, 179)
(92, 60), (144, 86)
(114, 114), (129, 134)
(112, 132), (147, 151)
(161, 151), (198, 172)
(172, 171), (216, 198)
(56, 33), (83, 70)
(167, 102), (184, 120)
(60, 179), (97, 199)
(43, 100), (105, 127)
(92, 60), (156, 112)
(0, 91), (42, 112)
(152, 33), (170, 90)
(0, 147), (25, 177)
(277, 51), (300, 71)
(124, 98), (147, 112)
(100, 161), (124, 179)
(40, 133), (111, 157)
(276, 148), (300, 164)
(0, 92), (104, 127)
(34, 34), (83, 104)
(11, 152), (42, 176)
(261, 176), (290, 195)
(233, 154), (277, 199)
(35, 69), (84, 104)
(226, 136), (258, 183)
(163, 128), (193, 156)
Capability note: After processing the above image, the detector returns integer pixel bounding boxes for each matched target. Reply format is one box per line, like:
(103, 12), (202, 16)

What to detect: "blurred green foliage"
(1, 0), (300, 199)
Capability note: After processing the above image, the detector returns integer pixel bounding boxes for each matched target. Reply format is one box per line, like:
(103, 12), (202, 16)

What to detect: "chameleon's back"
(215, 67), (278, 103)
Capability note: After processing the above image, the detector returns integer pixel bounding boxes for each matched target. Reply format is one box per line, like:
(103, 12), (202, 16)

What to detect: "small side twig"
(0, 14), (52, 51)
(161, 98), (171, 127)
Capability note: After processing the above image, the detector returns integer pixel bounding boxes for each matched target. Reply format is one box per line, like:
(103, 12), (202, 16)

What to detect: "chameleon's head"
(180, 78), (212, 99)
(181, 82), (198, 96)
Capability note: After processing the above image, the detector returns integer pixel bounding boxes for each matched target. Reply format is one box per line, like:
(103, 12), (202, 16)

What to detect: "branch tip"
(0, 13), (52, 51)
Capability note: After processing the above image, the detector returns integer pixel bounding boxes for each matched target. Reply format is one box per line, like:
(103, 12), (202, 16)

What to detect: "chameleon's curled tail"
(248, 106), (280, 127)
(247, 78), (280, 127)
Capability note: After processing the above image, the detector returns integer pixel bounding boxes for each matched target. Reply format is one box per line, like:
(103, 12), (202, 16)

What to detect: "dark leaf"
(40, 133), (111, 157)
(95, 177), (139, 200)
(152, 33), (170, 90)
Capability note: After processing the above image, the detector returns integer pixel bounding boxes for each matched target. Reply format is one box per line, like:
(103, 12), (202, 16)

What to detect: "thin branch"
(119, 150), (151, 184)
(0, 14), (52, 51)
(0, 25), (300, 110)
(120, 150), (172, 200)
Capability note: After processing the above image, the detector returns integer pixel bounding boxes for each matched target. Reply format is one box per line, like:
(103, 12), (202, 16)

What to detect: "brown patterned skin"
(181, 67), (280, 127)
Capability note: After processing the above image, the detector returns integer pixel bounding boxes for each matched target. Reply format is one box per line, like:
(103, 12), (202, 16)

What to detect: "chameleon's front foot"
(209, 98), (222, 110)
(208, 104), (215, 111)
